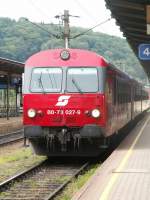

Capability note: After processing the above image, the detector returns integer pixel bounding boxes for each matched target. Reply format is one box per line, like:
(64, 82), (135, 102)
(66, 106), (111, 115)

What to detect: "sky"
(0, 0), (123, 37)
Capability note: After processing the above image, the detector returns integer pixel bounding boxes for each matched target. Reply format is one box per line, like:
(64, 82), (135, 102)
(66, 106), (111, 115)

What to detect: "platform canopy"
(105, 0), (150, 78)
(0, 57), (24, 119)
(0, 57), (24, 75)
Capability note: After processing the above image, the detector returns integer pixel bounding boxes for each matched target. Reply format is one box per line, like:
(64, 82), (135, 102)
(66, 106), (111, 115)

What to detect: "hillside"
(0, 17), (147, 82)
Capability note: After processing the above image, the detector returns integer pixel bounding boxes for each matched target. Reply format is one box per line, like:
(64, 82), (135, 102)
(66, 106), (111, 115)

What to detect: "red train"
(23, 49), (149, 156)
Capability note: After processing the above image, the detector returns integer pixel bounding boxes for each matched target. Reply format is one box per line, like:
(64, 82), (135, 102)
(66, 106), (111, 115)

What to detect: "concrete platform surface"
(72, 113), (150, 200)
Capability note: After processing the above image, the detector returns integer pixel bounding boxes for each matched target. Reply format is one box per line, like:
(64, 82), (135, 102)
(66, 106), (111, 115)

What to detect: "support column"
(15, 86), (18, 116)
(6, 74), (10, 120)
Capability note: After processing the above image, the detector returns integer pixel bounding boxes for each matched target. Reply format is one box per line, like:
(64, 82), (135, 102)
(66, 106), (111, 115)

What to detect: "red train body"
(23, 49), (149, 156)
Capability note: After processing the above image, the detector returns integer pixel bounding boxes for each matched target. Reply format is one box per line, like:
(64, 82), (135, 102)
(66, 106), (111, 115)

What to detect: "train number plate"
(47, 109), (81, 115)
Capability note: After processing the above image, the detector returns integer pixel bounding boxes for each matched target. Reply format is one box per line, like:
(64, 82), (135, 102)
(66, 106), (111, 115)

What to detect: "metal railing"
(0, 106), (21, 117)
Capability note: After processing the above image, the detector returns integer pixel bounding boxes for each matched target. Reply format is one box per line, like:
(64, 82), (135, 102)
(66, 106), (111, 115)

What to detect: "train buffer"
(72, 112), (150, 200)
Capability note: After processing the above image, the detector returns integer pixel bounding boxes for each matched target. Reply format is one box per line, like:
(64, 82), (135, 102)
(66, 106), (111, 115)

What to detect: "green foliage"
(54, 164), (100, 200)
(0, 17), (147, 82)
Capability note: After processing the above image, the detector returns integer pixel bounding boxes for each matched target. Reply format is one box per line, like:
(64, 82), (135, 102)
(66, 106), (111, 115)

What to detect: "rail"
(0, 160), (89, 200)
(0, 129), (24, 145)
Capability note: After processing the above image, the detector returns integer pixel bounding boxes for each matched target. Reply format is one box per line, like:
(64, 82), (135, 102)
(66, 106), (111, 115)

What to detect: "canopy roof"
(105, 0), (150, 78)
(0, 57), (24, 75)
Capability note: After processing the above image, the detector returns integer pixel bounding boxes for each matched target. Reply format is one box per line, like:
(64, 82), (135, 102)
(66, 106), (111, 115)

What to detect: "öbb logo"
(55, 95), (71, 106)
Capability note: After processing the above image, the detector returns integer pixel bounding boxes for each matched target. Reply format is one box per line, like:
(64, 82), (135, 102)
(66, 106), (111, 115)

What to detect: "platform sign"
(138, 44), (150, 60)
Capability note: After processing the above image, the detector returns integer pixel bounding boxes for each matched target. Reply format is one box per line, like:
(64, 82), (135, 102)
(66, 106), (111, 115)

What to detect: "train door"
(105, 67), (117, 135)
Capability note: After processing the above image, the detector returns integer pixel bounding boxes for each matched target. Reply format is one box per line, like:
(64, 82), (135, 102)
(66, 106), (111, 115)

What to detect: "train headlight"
(27, 109), (36, 118)
(91, 109), (100, 118)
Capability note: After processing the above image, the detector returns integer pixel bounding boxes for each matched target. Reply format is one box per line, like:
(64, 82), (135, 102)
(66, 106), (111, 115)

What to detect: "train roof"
(108, 62), (145, 87)
(25, 48), (108, 67)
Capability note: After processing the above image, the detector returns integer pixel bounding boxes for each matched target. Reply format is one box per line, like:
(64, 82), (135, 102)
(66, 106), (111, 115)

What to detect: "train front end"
(23, 49), (108, 156)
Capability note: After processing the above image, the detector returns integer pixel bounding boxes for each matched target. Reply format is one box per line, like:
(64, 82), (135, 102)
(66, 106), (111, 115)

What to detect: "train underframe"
(25, 125), (109, 156)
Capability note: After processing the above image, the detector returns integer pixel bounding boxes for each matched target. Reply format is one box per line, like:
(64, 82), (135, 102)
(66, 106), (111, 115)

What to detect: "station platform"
(72, 112), (150, 200)
(0, 116), (22, 135)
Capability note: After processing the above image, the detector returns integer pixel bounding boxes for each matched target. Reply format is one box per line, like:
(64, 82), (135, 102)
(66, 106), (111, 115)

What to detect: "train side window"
(116, 77), (131, 104)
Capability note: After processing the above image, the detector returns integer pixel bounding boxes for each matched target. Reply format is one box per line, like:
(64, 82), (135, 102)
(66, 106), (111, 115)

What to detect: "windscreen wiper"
(38, 72), (46, 94)
(47, 70), (54, 88)
(72, 78), (83, 94)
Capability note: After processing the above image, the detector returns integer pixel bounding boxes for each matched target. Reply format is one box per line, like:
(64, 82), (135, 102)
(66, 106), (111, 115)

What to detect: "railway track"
(0, 159), (89, 200)
(0, 129), (24, 145)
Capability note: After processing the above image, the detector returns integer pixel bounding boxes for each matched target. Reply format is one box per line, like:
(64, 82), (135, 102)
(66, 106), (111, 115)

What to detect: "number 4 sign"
(139, 44), (150, 60)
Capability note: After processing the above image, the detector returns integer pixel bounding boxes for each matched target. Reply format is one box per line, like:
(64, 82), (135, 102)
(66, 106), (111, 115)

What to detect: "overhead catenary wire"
(21, 14), (112, 45)
(24, 18), (61, 39)
(74, 0), (97, 23)
(27, 0), (64, 34)
(27, 0), (54, 24)
(70, 18), (112, 39)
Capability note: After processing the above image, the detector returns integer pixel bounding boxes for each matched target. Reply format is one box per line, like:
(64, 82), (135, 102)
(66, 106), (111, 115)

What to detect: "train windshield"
(66, 68), (98, 93)
(30, 68), (62, 93)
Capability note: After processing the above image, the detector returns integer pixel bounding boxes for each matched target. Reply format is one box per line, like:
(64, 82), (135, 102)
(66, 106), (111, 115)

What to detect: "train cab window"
(30, 68), (62, 93)
(66, 67), (98, 93)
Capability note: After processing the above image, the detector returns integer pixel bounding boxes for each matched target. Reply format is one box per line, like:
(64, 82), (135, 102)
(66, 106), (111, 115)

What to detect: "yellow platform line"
(99, 115), (150, 200)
